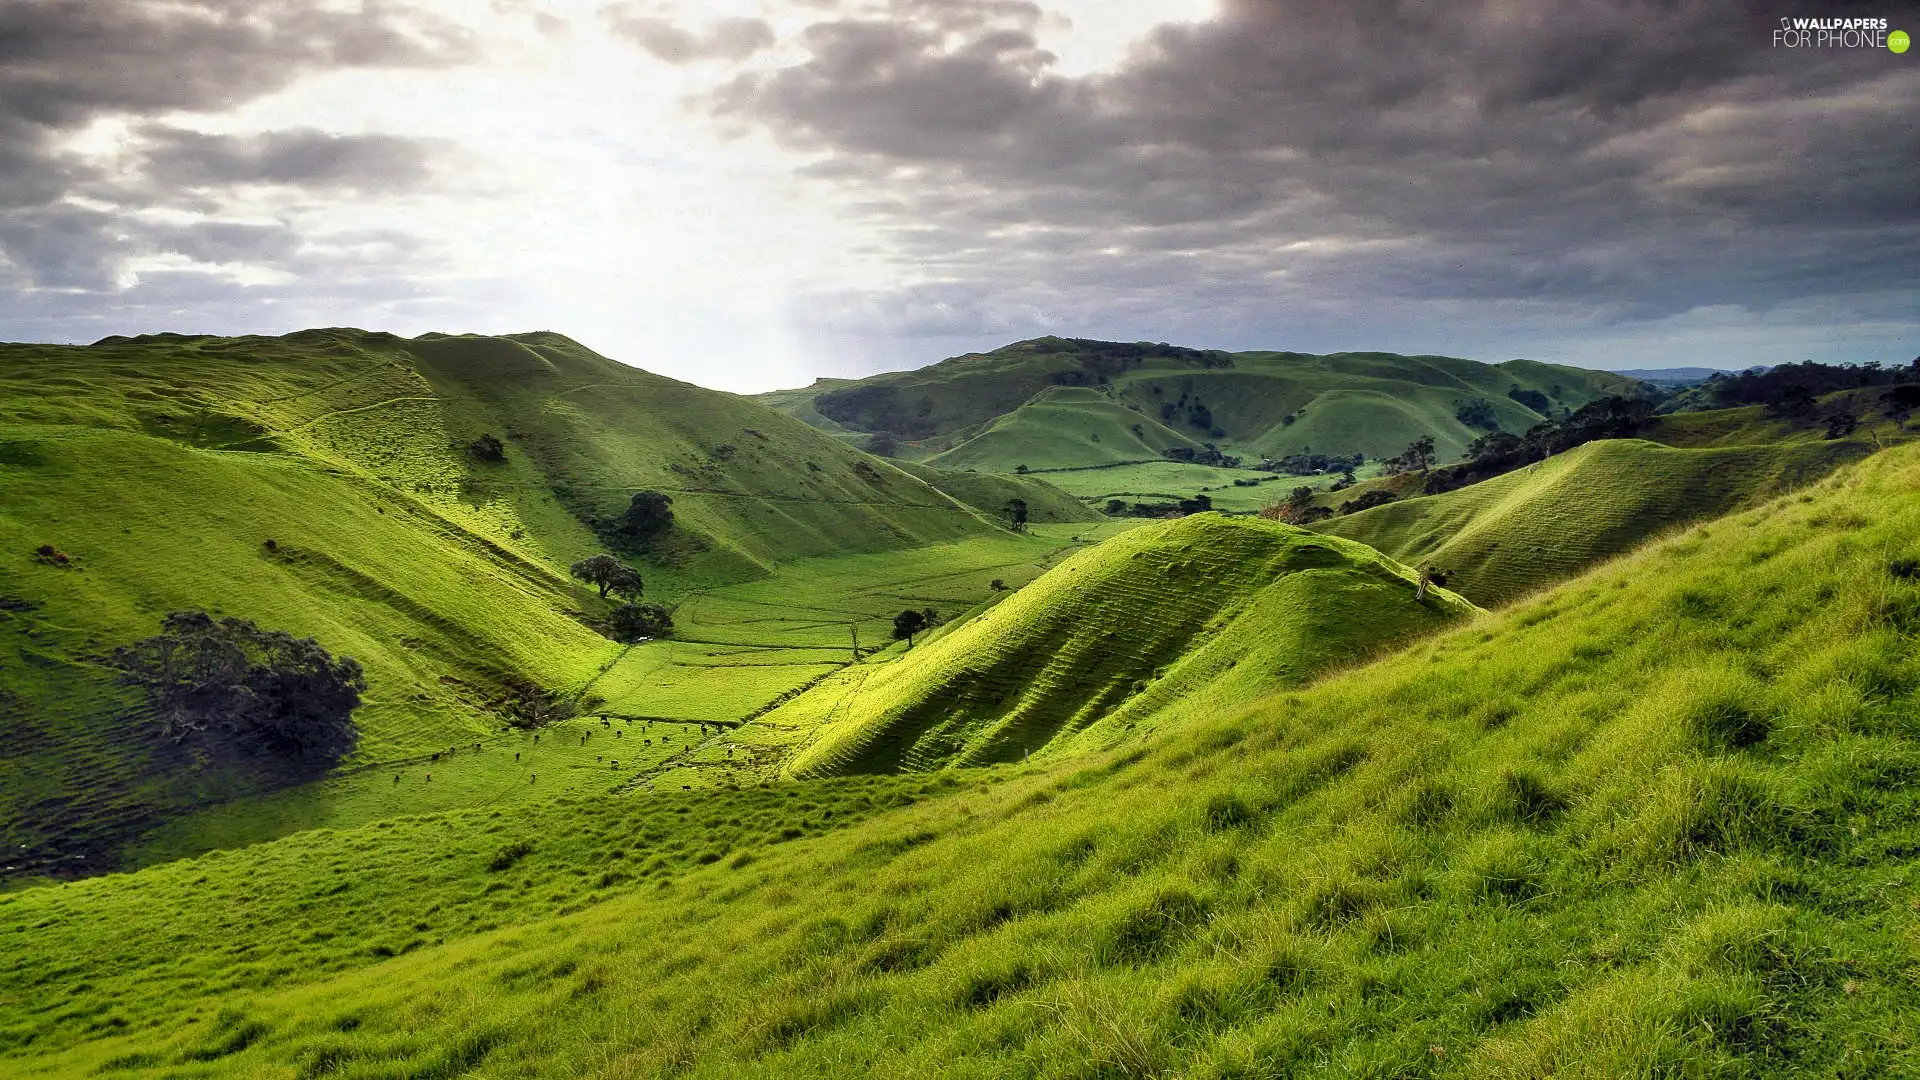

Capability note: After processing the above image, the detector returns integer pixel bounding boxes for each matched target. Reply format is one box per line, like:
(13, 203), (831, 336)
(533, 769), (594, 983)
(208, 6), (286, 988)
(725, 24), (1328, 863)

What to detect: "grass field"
(1312, 438), (1872, 605)
(6, 437), (1920, 1077)
(767, 515), (1476, 777)
(0, 330), (1082, 876)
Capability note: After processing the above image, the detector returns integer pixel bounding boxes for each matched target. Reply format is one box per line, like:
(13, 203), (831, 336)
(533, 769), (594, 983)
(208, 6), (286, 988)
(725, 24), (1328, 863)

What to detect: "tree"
(1004, 498), (1029, 531)
(466, 433), (505, 462)
(1507, 386), (1551, 414)
(622, 490), (674, 541)
(609, 603), (673, 641)
(1885, 385), (1920, 429)
(892, 609), (928, 647)
(1454, 399), (1499, 430)
(1104, 499), (1128, 516)
(1387, 435), (1436, 475)
(570, 554), (643, 600)
(1824, 410), (1859, 440)
(111, 611), (363, 772)
(866, 432), (901, 457)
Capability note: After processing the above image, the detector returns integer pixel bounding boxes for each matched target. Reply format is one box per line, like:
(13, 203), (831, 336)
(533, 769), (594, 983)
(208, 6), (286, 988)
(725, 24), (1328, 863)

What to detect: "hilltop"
(6, 418), (1920, 1078)
(769, 514), (1476, 777)
(757, 337), (1645, 470)
(0, 329), (1091, 874)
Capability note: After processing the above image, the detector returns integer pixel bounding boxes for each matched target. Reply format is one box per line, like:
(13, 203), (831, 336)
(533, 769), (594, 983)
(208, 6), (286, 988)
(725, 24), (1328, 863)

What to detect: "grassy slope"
(759, 338), (1642, 472)
(8, 442), (1920, 1078)
(924, 386), (1204, 471)
(889, 460), (1103, 525)
(1311, 439), (1871, 606)
(774, 515), (1476, 777)
(0, 329), (1018, 873)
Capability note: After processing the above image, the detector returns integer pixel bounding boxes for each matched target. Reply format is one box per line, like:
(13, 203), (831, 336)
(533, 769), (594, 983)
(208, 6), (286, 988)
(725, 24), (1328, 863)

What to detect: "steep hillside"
(760, 337), (1644, 470)
(773, 515), (1475, 777)
(0, 329), (1020, 874)
(8, 437), (1920, 1078)
(1312, 438), (1869, 605)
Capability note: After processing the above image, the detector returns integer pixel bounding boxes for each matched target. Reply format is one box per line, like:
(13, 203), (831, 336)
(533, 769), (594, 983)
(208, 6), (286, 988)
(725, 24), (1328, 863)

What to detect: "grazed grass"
(12, 426), (1919, 1079)
(1313, 437), (1869, 605)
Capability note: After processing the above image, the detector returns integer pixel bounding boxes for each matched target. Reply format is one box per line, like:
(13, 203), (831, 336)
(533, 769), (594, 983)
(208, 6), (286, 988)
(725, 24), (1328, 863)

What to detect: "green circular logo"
(1893, 29), (1911, 53)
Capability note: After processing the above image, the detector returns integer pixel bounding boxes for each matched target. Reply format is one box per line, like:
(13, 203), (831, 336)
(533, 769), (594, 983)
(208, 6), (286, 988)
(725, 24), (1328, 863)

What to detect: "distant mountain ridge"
(757, 337), (1646, 473)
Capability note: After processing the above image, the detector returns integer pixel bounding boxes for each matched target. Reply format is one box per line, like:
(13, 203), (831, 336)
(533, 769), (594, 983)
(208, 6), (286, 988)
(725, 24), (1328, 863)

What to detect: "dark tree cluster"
(466, 433), (505, 462)
(1454, 399), (1500, 430)
(1338, 489), (1400, 515)
(1258, 452), (1364, 475)
(892, 607), (939, 647)
(1506, 385), (1553, 414)
(1702, 359), (1920, 412)
(1162, 446), (1242, 467)
(1421, 395), (1657, 496)
(1104, 494), (1213, 517)
(111, 612), (363, 773)
(609, 603), (674, 642)
(621, 490), (674, 542)
(1263, 485), (1334, 525)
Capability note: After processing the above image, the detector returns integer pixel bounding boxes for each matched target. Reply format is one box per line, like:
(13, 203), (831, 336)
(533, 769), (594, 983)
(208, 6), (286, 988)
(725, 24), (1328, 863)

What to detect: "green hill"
(773, 514), (1476, 777)
(0, 329), (1037, 873)
(759, 337), (1644, 471)
(7, 432), (1920, 1078)
(1311, 438), (1870, 605)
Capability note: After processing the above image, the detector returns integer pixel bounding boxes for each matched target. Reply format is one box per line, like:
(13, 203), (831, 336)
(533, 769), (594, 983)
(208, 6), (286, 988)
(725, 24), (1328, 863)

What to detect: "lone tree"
(570, 553), (644, 600)
(1387, 435), (1437, 475)
(622, 490), (674, 541)
(892, 609), (928, 648)
(111, 611), (363, 773)
(610, 602), (674, 642)
(1004, 498), (1029, 531)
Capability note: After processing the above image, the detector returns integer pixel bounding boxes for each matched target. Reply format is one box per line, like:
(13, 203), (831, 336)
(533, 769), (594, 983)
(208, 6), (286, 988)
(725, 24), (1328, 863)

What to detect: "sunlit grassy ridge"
(7, 440), (1920, 1078)
(1311, 438), (1870, 605)
(776, 514), (1477, 777)
(1, 329), (1073, 873)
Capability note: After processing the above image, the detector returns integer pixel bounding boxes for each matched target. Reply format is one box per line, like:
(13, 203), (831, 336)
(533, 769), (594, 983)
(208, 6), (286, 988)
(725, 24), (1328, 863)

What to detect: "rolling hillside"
(1311, 438), (1870, 605)
(760, 337), (1645, 471)
(0, 329), (1068, 874)
(6, 428), (1920, 1078)
(772, 514), (1476, 777)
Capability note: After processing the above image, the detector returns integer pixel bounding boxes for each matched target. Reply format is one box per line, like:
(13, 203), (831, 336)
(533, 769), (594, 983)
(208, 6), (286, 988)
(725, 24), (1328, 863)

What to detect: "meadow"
(5, 435), (1920, 1077)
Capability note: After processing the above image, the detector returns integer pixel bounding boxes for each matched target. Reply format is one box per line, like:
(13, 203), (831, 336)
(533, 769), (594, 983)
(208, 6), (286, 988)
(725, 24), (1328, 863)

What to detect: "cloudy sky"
(1, 0), (1914, 391)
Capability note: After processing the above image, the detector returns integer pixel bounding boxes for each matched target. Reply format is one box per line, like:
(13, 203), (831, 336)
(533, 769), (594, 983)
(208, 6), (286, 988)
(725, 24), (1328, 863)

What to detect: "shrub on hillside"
(466, 433), (505, 462)
(1338, 490), (1399, 516)
(111, 612), (363, 773)
(610, 603), (674, 641)
(1455, 398), (1500, 430)
(1507, 385), (1552, 414)
(622, 491), (674, 542)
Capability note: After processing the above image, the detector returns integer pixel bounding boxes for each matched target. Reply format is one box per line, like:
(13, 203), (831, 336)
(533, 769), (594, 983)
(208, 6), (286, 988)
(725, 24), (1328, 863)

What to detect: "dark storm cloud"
(0, 0), (472, 289)
(602, 8), (775, 63)
(138, 127), (441, 191)
(720, 0), (1920, 353)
